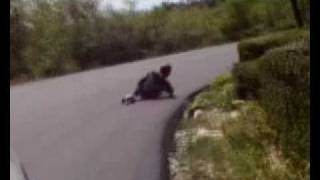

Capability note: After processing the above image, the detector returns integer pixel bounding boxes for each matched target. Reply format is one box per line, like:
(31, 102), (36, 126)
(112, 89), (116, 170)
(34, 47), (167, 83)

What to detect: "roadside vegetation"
(11, 0), (310, 179)
(10, 0), (309, 83)
(169, 29), (309, 179)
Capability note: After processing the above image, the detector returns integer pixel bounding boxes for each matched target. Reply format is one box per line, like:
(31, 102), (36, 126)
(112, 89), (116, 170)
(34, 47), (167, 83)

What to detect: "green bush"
(233, 36), (309, 176)
(10, 0), (29, 78)
(24, 1), (77, 78)
(238, 29), (309, 62)
(220, 0), (295, 40)
(258, 40), (310, 165)
(220, 0), (260, 40)
(262, 0), (296, 30)
(189, 73), (235, 111)
(232, 60), (261, 99)
(299, 0), (310, 25)
(10, 0), (309, 81)
(233, 38), (309, 176)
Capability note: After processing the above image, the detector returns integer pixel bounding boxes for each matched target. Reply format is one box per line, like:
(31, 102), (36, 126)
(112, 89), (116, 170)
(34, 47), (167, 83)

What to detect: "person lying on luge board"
(121, 64), (175, 105)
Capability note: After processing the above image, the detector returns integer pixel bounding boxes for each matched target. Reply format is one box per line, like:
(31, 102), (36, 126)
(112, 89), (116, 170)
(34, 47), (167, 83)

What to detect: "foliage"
(233, 35), (309, 177)
(172, 81), (307, 179)
(232, 27), (310, 177)
(232, 60), (261, 99)
(238, 29), (309, 62)
(10, 0), (29, 78)
(258, 40), (310, 165)
(10, 0), (308, 81)
(221, 102), (278, 180)
(220, 0), (295, 40)
(24, 1), (76, 78)
(190, 73), (235, 111)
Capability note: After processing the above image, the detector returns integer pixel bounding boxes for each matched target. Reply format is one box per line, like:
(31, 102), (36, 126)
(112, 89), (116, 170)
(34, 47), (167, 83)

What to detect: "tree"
(123, 0), (138, 15)
(289, 0), (303, 27)
(25, 0), (75, 78)
(10, 0), (29, 78)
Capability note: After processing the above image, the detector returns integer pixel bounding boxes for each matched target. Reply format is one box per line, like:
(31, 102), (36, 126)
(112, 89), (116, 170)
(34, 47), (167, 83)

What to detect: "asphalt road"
(10, 43), (238, 180)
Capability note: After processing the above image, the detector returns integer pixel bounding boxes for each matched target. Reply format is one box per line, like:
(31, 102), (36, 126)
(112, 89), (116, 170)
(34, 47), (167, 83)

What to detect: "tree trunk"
(290, 0), (304, 27)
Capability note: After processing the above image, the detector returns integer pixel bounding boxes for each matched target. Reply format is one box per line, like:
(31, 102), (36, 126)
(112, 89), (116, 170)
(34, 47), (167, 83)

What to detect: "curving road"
(10, 43), (238, 180)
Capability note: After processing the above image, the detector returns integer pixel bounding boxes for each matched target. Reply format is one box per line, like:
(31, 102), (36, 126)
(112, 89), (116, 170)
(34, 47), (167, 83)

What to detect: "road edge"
(160, 85), (209, 180)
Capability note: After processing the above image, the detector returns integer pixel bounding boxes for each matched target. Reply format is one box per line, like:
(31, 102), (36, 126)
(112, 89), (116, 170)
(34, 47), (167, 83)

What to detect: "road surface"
(10, 43), (238, 180)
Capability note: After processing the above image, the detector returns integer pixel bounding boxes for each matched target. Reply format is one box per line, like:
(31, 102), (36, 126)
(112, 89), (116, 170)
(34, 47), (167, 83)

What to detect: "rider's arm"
(162, 80), (174, 97)
(133, 76), (147, 96)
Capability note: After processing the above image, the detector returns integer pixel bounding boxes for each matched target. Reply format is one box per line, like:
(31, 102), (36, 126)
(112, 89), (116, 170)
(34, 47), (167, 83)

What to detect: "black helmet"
(160, 64), (172, 77)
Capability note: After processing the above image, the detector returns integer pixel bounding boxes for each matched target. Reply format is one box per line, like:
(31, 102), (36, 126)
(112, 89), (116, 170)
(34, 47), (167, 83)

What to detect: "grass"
(170, 64), (309, 179)
(188, 73), (235, 112)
